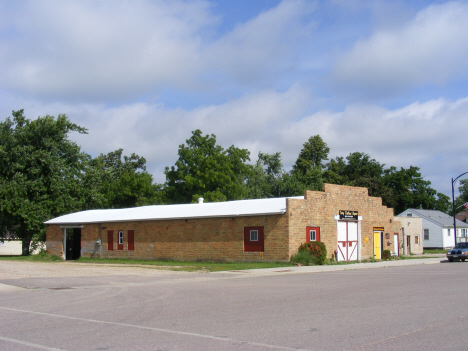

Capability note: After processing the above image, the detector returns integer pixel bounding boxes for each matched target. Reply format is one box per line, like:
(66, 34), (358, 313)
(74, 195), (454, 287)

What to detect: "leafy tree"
(324, 152), (384, 185)
(83, 149), (161, 209)
(246, 152), (284, 198)
(291, 135), (329, 191)
(164, 130), (251, 203)
(451, 179), (468, 215)
(293, 135), (329, 174)
(382, 166), (450, 214)
(322, 152), (448, 214)
(0, 110), (88, 255)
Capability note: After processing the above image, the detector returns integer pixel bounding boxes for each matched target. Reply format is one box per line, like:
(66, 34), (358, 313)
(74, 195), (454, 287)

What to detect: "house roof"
(397, 209), (468, 228)
(44, 196), (304, 225)
(456, 210), (468, 223)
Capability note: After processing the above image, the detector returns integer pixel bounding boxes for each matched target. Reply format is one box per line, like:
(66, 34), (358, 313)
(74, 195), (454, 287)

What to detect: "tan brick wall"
(46, 214), (289, 262)
(46, 225), (63, 257)
(288, 183), (401, 260)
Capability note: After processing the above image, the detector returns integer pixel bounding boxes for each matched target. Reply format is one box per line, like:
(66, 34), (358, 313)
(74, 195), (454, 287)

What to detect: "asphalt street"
(0, 258), (466, 351)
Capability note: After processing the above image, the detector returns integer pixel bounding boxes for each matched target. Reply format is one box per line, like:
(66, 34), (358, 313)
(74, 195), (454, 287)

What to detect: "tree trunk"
(21, 238), (31, 256)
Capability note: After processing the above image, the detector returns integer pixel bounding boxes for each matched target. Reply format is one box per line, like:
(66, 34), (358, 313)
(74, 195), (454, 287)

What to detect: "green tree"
(291, 135), (329, 191)
(324, 152), (384, 184)
(164, 130), (251, 203)
(246, 152), (284, 198)
(293, 135), (329, 173)
(0, 110), (88, 255)
(454, 179), (468, 214)
(85, 149), (160, 209)
(383, 166), (450, 214)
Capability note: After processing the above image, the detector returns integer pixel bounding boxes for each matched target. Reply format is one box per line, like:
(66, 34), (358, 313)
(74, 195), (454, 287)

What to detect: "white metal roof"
(44, 196), (304, 225)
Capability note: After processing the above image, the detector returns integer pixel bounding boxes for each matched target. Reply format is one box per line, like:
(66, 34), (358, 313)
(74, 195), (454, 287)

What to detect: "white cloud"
(0, 0), (316, 103)
(333, 1), (468, 98)
(207, 0), (316, 86)
(0, 0), (217, 101)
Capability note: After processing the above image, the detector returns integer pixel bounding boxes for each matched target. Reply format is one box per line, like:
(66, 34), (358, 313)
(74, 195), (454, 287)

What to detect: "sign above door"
(339, 210), (358, 220)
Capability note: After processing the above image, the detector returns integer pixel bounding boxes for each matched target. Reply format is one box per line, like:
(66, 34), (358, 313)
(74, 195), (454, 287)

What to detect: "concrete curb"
(220, 257), (446, 278)
(0, 283), (28, 293)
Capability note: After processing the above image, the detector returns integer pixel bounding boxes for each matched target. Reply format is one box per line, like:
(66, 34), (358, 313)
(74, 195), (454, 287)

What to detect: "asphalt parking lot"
(1, 257), (465, 351)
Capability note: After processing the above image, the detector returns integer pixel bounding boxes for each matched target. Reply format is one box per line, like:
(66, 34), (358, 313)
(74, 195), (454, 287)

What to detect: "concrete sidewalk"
(219, 257), (446, 278)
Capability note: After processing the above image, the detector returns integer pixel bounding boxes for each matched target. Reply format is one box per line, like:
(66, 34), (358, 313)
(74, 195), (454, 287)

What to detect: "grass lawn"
(423, 249), (448, 254)
(0, 254), (295, 272)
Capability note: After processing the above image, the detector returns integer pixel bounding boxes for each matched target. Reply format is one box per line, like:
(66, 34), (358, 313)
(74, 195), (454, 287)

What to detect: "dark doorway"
(381, 232), (384, 257)
(66, 228), (81, 260)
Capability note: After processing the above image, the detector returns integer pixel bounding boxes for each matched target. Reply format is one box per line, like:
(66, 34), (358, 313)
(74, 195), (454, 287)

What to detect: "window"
(424, 229), (429, 240)
(250, 230), (258, 241)
(118, 230), (124, 250)
(309, 230), (316, 241)
(306, 227), (320, 243)
(244, 226), (264, 252)
(448, 229), (451, 237)
(407, 213), (412, 217)
(415, 235), (419, 245)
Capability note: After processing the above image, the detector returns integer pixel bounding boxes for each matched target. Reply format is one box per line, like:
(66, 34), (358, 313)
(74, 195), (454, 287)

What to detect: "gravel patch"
(0, 261), (191, 279)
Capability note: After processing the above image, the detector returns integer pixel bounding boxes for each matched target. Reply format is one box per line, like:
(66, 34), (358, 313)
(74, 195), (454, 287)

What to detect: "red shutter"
(128, 230), (134, 251)
(107, 230), (113, 251)
(244, 226), (264, 252)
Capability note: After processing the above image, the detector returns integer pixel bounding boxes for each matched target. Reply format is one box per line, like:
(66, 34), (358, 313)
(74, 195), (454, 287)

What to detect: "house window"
(415, 235), (419, 245)
(309, 230), (316, 241)
(250, 230), (258, 241)
(244, 227), (264, 252)
(424, 229), (429, 240)
(448, 229), (451, 237)
(407, 213), (412, 217)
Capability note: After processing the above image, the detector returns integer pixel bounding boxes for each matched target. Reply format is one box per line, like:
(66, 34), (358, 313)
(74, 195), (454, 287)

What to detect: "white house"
(397, 209), (468, 249)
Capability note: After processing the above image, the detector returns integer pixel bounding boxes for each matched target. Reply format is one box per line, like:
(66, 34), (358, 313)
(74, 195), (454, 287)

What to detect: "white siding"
(422, 220), (444, 248)
(442, 228), (455, 248)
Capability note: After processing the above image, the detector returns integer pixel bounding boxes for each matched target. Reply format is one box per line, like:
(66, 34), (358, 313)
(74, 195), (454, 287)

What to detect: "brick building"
(45, 184), (401, 262)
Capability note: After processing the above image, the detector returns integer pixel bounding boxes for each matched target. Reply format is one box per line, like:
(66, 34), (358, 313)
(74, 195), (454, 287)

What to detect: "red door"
(306, 227), (320, 242)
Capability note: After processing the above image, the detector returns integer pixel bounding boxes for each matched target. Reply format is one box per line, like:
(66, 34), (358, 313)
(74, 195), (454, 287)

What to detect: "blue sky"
(1, 0), (467, 199)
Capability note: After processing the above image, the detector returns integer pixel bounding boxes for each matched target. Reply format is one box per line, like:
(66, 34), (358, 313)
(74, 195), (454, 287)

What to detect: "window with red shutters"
(107, 230), (113, 251)
(128, 230), (134, 251)
(244, 226), (264, 252)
